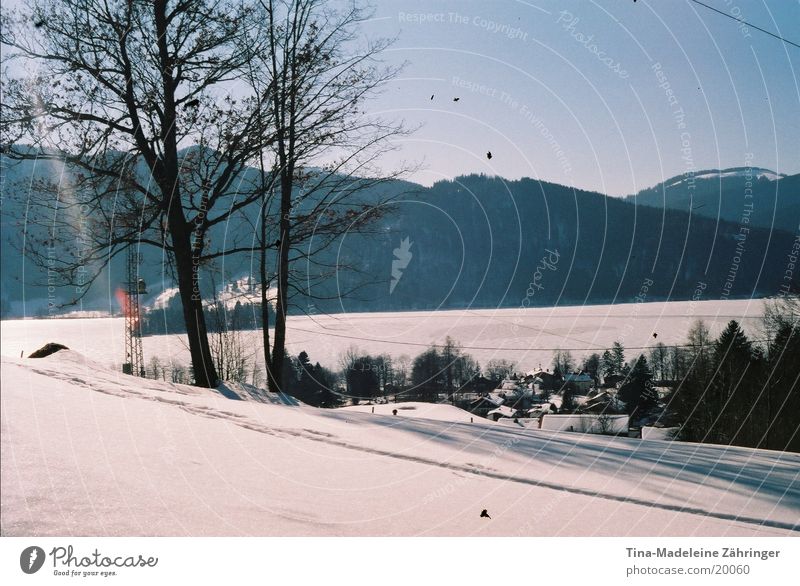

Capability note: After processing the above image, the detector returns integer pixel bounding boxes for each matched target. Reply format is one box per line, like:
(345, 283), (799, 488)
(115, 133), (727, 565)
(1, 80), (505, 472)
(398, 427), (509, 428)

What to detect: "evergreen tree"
(601, 349), (616, 377)
(611, 342), (625, 374)
(314, 363), (343, 409)
(708, 321), (756, 445)
(278, 354), (298, 395)
(561, 387), (576, 413)
(763, 322), (800, 451)
(345, 355), (380, 403)
(410, 347), (443, 402)
(618, 355), (657, 419)
(295, 351), (322, 406)
(582, 353), (601, 384)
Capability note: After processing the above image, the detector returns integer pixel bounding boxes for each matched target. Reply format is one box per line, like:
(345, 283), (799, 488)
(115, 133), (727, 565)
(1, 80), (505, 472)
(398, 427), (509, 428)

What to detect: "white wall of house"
(540, 414), (629, 434)
(641, 426), (680, 441)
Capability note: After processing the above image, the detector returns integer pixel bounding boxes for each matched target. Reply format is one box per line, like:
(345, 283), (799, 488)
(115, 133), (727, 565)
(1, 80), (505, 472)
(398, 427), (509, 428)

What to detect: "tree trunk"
(268, 173), (292, 394)
(170, 222), (219, 388)
(260, 192), (273, 388)
(152, 0), (217, 388)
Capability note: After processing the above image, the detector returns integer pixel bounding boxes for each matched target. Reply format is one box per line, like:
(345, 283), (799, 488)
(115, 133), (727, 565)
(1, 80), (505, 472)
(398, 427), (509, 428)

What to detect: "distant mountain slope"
(625, 168), (800, 233)
(325, 173), (800, 313)
(0, 150), (418, 317)
(3, 150), (799, 318)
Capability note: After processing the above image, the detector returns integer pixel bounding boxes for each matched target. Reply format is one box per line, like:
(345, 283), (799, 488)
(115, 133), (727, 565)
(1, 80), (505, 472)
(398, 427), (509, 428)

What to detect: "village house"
(564, 372), (594, 393)
(578, 390), (620, 413)
(468, 393), (505, 418)
(486, 405), (517, 421)
(527, 368), (558, 391)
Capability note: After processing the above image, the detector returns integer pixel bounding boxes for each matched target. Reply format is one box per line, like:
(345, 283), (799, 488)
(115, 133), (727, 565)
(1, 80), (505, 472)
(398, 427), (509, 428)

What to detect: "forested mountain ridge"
(2, 152), (798, 318)
(329, 173), (798, 312)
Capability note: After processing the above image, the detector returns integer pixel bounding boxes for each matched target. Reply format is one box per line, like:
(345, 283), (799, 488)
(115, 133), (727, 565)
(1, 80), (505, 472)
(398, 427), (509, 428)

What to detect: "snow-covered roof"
(653, 386), (672, 399)
(487, 406), (516, 418)
(526, 406), (550, 418)
(585, 391), (611, 404)
(565, 373), (593, 383)
(471, 394), (504, 407)
(487, 392), (506, 404)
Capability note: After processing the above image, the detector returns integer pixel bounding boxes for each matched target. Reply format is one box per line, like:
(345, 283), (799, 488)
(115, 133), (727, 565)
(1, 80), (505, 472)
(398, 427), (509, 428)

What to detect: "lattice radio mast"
(122, 245), (146, 377)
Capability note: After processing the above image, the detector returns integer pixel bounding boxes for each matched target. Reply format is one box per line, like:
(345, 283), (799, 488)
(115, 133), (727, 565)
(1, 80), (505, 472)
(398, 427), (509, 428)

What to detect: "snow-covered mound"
(2, 352), (798, 537)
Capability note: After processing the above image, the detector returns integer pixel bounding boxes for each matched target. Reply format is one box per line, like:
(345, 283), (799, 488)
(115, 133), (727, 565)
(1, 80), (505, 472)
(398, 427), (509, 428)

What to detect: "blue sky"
(361, 0), (800, 195)
(3, 0), (798, 196)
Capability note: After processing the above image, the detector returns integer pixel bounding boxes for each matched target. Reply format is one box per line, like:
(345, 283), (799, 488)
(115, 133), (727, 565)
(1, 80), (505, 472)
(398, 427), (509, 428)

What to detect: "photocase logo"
(390, 236), (413, 294)
(20, 546), (45, 574)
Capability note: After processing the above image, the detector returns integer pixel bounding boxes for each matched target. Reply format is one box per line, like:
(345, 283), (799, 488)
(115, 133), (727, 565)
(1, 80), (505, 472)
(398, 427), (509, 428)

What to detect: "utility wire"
(689, 0), (800, 50)
(286, 324), (772, 353)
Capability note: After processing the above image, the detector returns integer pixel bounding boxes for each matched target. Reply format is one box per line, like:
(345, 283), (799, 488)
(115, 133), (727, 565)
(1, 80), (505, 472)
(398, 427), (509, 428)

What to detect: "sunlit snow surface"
(1, 299), (768, 373)
(2, 348), (798, 537)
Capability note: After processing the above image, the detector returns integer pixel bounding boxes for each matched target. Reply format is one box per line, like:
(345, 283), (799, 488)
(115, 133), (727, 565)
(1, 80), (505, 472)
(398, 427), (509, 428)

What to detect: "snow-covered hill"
(2, 351), (798, 537)
(661, 167), (786, 189)
(626, 168), (800, 233)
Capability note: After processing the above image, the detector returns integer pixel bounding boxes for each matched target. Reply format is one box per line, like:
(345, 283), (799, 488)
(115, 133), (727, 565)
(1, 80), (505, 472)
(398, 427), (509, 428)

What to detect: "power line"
(689, 0), (800, 50)
(313, 312), (765, 320)
(286, 325), (772, 353)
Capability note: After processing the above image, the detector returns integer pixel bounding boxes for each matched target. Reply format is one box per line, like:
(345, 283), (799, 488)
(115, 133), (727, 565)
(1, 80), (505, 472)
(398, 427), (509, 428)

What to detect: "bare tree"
(551, 349), (575, 376)
(686, 319), (713, 382)
(393, 354), (410, 395)
(595, 411), (615, 435)
(208, 300), (253, 383)
(1, 0), (285, 387)
(237, 0), (410, 393)
(171, 363), (188, 384)
(648, 342), (669, 382)
(763, 294), (800, 343)
(148, 356), (164, 381)
(485, 358), (516, 382)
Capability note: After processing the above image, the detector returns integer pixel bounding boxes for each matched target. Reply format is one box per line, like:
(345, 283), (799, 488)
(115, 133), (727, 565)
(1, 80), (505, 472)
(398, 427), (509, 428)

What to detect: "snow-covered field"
(1, 298), (769, 373)
(2, 349), (798, 537)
